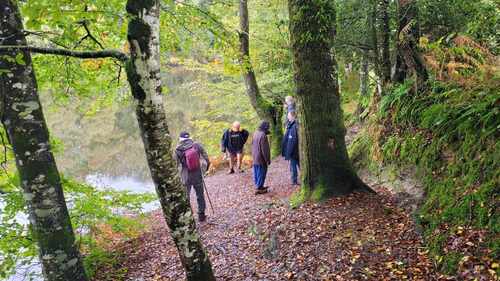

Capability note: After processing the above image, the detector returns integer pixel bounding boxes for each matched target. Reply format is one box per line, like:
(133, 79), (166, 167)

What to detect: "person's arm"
(221, 130), (227, 152)
(242, 129), (249, 144)
(281, 129), (288, 157)
(174, 150), (182, 168)
(197, 143), (210, 170)
(261, 135), (271, 165)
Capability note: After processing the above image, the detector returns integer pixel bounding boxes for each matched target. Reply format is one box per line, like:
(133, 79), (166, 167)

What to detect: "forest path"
(96, 158), (445, 281)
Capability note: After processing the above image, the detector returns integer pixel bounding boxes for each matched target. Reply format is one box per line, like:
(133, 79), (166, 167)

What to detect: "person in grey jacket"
(252, 121), (271, 194)
(175, 131), (210, 222)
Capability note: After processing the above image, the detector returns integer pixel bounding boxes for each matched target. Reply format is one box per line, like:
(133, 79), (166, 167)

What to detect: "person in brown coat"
(252, 121), (271, 194)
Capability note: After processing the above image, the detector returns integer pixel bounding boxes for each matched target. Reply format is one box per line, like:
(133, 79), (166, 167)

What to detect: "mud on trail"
(94, 158), (448, 281)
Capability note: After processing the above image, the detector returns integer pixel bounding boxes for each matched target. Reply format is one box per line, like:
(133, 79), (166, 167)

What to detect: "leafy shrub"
(0, 160), (155, 280)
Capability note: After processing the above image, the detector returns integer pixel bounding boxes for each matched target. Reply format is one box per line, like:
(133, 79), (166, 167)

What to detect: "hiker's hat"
(179, 131), (190, 139)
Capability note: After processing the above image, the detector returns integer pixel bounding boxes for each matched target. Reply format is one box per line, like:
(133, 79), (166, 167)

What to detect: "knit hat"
(259, 121), (270, 134)
(179, 131), (190, 139)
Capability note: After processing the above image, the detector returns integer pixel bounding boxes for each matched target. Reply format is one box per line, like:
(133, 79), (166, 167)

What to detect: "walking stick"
(201, 169), (215, 214)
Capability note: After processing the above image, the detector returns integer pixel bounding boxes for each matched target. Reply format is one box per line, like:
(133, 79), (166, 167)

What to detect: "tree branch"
(0, 45), (129, 62)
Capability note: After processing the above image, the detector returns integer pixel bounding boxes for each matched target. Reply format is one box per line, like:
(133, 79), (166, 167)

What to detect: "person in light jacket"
(251, 121), (271, 194)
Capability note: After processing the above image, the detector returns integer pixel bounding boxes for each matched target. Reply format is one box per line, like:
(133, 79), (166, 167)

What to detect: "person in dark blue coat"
(282, 111), (300, 186)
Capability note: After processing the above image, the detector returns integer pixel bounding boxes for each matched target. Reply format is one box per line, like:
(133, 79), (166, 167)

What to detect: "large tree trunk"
(124, 1), (215, 280)
(0, 1), (88, 281)
(394, 0), (428, 89)
(288, 0), (371, 197)
(239, 0), (283, 154)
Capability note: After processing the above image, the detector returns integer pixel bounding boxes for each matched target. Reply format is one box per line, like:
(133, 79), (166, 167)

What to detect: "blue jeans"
(253, 164), (268, 189)
(289, 159), (299, 184)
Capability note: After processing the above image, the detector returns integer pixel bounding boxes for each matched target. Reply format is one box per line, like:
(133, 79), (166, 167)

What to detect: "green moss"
(350, 79), (500, 276)
(310, 182), (328, 202)
(289, 187), (309, 209)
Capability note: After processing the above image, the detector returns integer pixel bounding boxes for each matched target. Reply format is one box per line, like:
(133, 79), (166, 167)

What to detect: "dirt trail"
(96, 159), (446, 281)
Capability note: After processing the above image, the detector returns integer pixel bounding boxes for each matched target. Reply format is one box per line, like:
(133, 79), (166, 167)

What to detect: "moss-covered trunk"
(239, 0), (283, 155)
(125, 1), (215, 280)
(0, 1), (88, 280)
(288, 0), (370, 197)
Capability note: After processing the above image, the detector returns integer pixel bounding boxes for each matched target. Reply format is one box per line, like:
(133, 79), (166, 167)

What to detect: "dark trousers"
(186, 183), (206, 215)
(253, 164), (268, 189)
(290, 158), (300, 184)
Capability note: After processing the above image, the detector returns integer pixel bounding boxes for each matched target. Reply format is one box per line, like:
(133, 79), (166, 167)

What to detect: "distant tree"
(394, 0), (428, 90)
(378, 0), (392, 86)
(0, 1), (88, 280)
(239, 0), (283, 154)
(287, 0), (372, 197)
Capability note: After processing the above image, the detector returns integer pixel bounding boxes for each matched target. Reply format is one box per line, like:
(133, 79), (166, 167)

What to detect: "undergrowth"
(349, 76), (499, 276)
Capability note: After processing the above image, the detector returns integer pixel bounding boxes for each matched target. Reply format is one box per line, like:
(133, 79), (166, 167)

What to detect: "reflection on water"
(5, 175), (157, 281)
(86, 174), (154, 193)
(85, 174), (159, 212)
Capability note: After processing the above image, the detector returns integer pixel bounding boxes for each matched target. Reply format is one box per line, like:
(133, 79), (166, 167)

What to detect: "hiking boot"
(198, 213), (206, 222)
(227, 169), (235, 174)
(255, 187), (269, 195)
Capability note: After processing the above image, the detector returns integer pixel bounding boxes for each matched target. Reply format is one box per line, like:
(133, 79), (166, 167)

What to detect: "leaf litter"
(93, 159), (493, 280)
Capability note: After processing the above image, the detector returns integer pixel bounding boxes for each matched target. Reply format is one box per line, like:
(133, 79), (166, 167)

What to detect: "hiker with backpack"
(175, 131), (210, 222)
(282, 111), (300, 186)
(221, 121), (249, 174)
(252, 121), (271, 194)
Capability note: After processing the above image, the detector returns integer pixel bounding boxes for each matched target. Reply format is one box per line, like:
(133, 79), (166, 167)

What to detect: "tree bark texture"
(124, 1), (215, 280)
(394, 0), (428, 89)
(368, 0), (381, 80)
(355, 51), (370, 117)
(288, 0), (370, 197)
(239, 0), (283, 154)
(0, 2), (88, 281)
(378, 0), (391, 85)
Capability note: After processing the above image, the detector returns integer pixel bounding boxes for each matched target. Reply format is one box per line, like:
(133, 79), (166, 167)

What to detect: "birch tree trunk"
(0, 1), (88, 280)
(124, 1), (215, 280)
(288, 0), (372, 197)
(239, 0), (283, 154)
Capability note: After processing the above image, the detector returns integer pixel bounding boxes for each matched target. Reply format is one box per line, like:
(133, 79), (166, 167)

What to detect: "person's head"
(259, 121), (270, 134)
(232, 121), (241, 131)
(179, 131), (191, 141)
(285, 96), (295, 105)
(287, 111), (296, 122)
